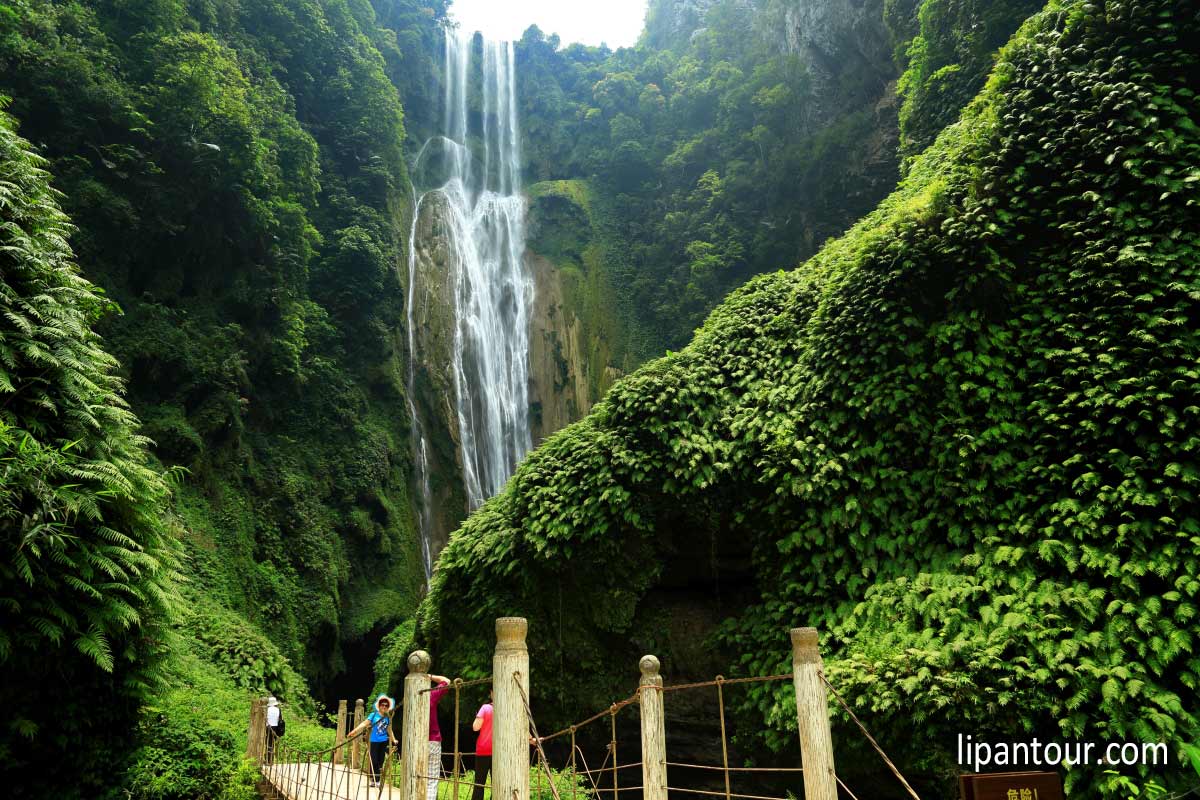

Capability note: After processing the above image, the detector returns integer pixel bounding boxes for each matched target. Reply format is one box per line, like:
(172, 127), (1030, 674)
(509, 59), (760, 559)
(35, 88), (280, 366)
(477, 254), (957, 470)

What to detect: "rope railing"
(654, 673), (792, 693)
(572, 761), (642, 777)
(514, 673), (565, 800)
(420, 676), (493, 694)
(515, 670), (815, 800)
(664, 788), (790, 800)
(415, 772), (492, 790)
(250, 631), (921, 800)
(423, 675), (496, 800)
(664, 763), (803, 773)
(259, 676), (497, 800)
(259, 722), (399, 800)
(652, 672), (800, 800)
(536, 693), (640, 743)
(820, 672), (921, 800)
(836, 774), (862, 800)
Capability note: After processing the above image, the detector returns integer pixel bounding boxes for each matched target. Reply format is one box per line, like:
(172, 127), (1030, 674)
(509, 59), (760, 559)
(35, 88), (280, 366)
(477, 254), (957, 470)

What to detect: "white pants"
(428, 740), (442, 800)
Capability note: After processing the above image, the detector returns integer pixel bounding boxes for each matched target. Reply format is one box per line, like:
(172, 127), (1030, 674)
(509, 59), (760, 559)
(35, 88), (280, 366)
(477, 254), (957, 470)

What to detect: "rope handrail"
(513, 673), (564, 800)
(260, 721), (399, 800)
(416, 772), (490, 789)
(664, 787), (790, 800)
(519, 667), (798, 800)
(573, 743), (606, 796)
(267, 724), (373, 759)
(537, 693), (640, 743)
(820, 672), (921, 800)
(836, 774), (862, 800)
(587, 786), (645, 793)
(420, 675), (493, 694)
(253, 667), (898, 800)
(570, 760), (643, 776)
(654, 673), (792, 693)
(513, 671), (791, 744)
(664, 762), (803, 773)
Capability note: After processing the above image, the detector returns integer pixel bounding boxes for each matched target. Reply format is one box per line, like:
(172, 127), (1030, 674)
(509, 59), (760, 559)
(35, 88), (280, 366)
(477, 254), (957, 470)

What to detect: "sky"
(448, 0), (648, 49)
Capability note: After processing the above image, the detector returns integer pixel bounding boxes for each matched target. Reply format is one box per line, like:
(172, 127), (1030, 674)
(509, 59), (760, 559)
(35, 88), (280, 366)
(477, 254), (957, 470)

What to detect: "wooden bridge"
(247, 619), (921, 800)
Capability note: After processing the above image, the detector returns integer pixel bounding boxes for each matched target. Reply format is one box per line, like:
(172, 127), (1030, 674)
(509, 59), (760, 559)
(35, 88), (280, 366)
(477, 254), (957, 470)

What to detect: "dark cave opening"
(321, 622), (391, 716)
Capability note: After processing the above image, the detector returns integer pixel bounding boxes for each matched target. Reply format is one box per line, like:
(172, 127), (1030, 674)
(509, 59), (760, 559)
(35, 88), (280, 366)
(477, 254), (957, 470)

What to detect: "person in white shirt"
(265, 697), (283, 763)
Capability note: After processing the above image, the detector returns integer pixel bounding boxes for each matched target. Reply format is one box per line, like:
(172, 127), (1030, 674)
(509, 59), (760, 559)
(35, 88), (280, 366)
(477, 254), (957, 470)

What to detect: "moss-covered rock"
(407, 191), (471, 555)
(526, 180), (627, 444)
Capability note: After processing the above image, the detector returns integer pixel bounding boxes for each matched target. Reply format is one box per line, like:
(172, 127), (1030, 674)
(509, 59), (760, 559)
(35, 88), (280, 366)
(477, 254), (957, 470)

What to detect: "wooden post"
(494, 617), (530, 800)
(639, 655), (668, 800)
(246, 697), (266, 766)
(791, 627), (837, 800)
(352, 698), (366, 770)
(335, 699), (348, 765)
(401, 651), (433, 800)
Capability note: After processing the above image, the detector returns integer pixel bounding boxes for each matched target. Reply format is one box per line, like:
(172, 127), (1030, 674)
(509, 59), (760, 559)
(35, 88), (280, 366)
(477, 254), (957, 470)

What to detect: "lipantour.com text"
(958, 734), (1169, 769)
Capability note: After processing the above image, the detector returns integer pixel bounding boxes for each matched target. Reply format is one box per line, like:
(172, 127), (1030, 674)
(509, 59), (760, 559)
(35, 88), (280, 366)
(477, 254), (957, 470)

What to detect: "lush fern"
(0, 101), (182, 798)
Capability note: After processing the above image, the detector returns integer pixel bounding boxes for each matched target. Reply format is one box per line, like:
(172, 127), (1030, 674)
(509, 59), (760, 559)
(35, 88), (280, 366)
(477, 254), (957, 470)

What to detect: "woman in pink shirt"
(428, 674), (450, 800)
(471, 690), (493, 800)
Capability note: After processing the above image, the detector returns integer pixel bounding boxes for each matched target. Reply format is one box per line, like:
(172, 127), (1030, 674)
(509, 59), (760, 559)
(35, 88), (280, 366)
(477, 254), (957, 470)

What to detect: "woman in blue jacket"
(350, 694), (397, 787)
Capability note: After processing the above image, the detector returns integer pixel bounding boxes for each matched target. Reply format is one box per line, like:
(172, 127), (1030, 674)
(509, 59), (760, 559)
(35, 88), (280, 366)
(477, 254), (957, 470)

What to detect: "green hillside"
(0, 0), (443, 795)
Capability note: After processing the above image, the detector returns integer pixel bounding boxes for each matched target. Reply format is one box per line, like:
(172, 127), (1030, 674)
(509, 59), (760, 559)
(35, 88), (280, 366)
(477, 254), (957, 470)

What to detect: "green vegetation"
(420, 1), (1200, 796)
(0, 0), (441, 688)
(373, 617), (416, 697)
(514, 0), (904, 357)
(386, 765), (590, 800)
(525, 178), (639, 390)
(4, 0), (1196, 796)
(890, 0), (1043, 164)
(0, 103), (183, 796)
(516, 0), (1043, 365)
(123, 609), (329, 800)
(0, 0), (449, 795)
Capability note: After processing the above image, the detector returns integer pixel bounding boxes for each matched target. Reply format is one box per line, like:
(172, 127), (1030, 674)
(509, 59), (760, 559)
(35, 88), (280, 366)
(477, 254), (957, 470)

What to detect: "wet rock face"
(644, 0), (725, 49)
(780, 0), (896, 129)
(647, 0), (897, 126)
(407, 192), (468, 554)
(408, 185), (620, 553)
(524, 181), (624, 445)
(527, 251), (594, 444)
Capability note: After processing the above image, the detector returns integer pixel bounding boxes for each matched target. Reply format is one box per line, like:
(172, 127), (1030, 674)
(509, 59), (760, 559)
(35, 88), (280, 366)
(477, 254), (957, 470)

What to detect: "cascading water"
(407, 28), (534, 579)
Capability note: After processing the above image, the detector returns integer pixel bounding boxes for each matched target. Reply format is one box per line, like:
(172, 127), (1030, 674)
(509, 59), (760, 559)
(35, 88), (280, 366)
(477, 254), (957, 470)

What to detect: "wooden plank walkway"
(261, 761), (400, 800)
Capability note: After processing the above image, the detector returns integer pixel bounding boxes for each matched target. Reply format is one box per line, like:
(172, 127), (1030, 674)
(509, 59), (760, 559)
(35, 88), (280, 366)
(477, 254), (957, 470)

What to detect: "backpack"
(275, 712), (286, 737)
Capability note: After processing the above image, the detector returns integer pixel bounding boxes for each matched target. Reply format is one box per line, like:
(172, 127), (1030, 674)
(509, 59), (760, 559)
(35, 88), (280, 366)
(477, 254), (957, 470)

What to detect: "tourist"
(470, 690), (494, 800)
(428, 674), (451, 800)
(265, 697), (283, 763)
(350, 694), (397, 788)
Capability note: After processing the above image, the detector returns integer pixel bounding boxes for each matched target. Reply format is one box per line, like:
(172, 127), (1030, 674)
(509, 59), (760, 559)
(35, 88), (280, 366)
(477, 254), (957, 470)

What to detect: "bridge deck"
(261, 761), (400, 799)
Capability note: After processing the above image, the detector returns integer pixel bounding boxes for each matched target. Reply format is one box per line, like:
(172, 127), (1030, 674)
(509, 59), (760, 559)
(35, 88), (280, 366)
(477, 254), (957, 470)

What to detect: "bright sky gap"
(448, 0), (647, 48)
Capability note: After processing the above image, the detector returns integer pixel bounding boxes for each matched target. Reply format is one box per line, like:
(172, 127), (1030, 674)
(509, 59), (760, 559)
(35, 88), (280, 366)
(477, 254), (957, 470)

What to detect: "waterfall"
(405, 188), (435, 580)
(407, 28), (534, 577)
